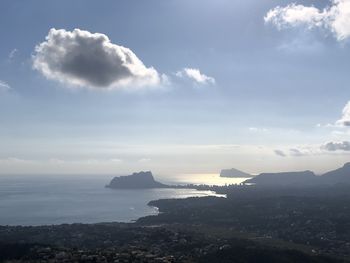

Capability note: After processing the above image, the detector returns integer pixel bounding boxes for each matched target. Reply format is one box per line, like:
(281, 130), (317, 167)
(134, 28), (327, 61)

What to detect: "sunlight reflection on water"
(167, 173), (251, 186)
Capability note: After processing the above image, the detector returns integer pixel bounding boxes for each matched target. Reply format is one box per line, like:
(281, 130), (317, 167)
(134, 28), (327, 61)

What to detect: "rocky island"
(106, 171), (169, 189)
(220, 168), (251, 178)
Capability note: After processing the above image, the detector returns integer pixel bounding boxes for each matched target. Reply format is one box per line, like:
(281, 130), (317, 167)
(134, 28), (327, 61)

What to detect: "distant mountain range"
(106, 171), (168, 189)
(107, 163), (350, 189)
(220, 168), (251, 178)
(244, 163), (350, 186)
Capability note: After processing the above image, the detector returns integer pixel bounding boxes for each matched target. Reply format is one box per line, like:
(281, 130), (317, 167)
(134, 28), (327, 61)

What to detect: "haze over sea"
(0, 174), (248, 226)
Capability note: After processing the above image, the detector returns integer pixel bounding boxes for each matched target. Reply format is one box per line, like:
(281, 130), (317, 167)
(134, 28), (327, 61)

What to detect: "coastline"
(1, 184), (350, 262)
(0, 178), (225, 227)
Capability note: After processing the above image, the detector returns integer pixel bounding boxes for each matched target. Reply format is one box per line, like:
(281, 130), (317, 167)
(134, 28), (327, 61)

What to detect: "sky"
(1, 0), (350, 176)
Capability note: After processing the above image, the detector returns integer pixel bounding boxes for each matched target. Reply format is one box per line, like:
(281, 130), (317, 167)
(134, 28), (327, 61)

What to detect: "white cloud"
(336, 101), (350, 126)
(265, 4), (324, 29)
(328, 0), (350, 40)
(0, 80), (11, 92)
(176, 68), (215, 85)
(33, 28), (161, 89)
(265, 0), (350, 41)
(8, 48), (18, 60)
(322, 141), (350, 151)
(249, 127), (269, 133)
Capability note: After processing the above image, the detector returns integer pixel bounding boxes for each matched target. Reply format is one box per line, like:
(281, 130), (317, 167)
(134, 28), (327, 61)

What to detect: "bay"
(0, 175), (226, 226)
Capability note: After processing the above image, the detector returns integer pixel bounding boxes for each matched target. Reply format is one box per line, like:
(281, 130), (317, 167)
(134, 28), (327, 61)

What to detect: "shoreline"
(1, 185), (350, 261)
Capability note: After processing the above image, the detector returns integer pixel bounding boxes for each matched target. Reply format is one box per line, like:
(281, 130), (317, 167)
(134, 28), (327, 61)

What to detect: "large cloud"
(265, 0), (350, 41)
(322, 141), (350, 151)
(176, 68), (216, 85)
(336, 101), (350, 126)
(33, 28), (161, 89)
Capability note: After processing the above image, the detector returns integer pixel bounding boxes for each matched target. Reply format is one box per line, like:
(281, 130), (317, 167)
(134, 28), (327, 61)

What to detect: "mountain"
(320, 162), (350, 184)
(106, 171), (168, 189)
(220, 168), (251, 178)
(243, 170), (317, 186)
(243, 163), (350, 186)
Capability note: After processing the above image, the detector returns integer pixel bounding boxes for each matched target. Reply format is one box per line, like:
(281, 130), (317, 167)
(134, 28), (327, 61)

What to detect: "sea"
(0, 174), (249, 226)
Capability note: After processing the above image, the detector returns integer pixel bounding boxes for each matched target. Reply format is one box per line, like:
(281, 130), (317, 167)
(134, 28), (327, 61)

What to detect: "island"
(106, 171), (169, 189)
(220, 168), (251, 178)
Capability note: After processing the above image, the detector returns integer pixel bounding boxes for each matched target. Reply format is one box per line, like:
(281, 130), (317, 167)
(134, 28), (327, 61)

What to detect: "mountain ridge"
(243, 163), (350, 186)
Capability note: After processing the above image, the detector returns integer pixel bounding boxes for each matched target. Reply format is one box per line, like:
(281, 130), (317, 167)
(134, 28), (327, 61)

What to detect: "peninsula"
(243, 163), (350, 186)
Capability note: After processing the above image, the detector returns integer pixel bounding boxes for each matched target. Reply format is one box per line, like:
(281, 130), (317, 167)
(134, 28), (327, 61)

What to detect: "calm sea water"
(0, 174), (240, 226)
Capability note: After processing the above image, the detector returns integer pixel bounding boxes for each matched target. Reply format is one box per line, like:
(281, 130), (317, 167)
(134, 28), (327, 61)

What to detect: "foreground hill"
(139, 184), (350, 260)
(0, 223), (341, 263)
(106, 171), (168, 189)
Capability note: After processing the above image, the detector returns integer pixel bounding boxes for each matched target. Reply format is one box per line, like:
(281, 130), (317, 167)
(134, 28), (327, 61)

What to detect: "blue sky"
(1, 0), (350, 176)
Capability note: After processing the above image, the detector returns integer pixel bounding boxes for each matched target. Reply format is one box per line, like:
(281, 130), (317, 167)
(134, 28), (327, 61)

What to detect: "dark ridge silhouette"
(220, 168), (251, 178)
(243, 170), (317, 186)
(106, 171), (168, 189)
(243, 163), (350, 186)
(321, 162), (350, 184)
